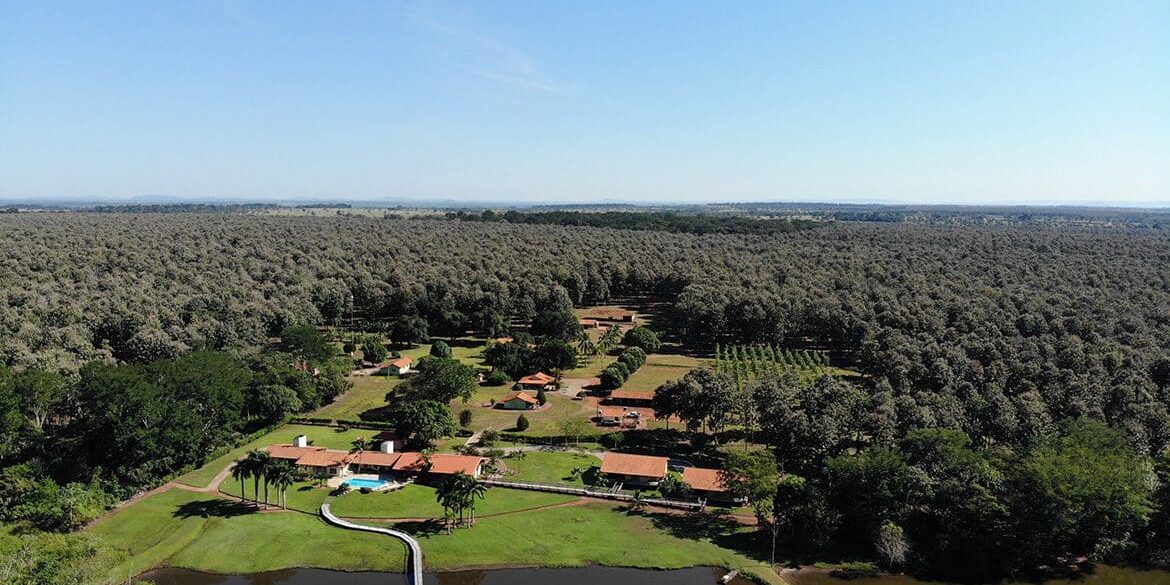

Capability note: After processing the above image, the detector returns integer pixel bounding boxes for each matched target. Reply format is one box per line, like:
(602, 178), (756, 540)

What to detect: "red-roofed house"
(498, 390), (538, 410)
(608, 388), (655, 407)
(389, 452), (485, 479)
(681, 467), (742, 504)
(600, 453), (668, 487)
(348, 450), (402, 473)
(578, 318), (599, 329)
(516, 372), (555, 390)
(381, 357), (414, 376)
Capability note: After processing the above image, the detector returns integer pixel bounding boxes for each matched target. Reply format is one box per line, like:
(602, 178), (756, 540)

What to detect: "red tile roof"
(266, 444), (325, 461)
(428, 454), (485, 475)
(579, 318), (598, 326)
(610, 389), (655, 402)
(389, 357), (412, 368)
(493, 337), (514, 344)
(295, 449), (351, 468)
(501, 391), (538, 405)
(392, 452), (427, 473)
(517, 372), (554, 385)
(349, 451), (402, 468)
(682, 467), (730, 493)
(600, 453), (668, 479)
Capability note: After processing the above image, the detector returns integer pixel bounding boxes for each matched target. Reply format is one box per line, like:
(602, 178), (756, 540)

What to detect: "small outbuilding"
(498, 390), (538, 410)
(682, 467), (743, 505)
(381, 357), (413, 376)
(516, 371), (555, 390)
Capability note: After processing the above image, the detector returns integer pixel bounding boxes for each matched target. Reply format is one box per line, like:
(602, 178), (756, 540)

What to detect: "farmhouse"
(381, 357), (413, 375)
(607, 388), (654, 407)
(498, 390), (538, 410)
(516, 371), (555, 390)
(578, 318), (599, 329)
(682, 467), (742, 504)
(600, 453), (668, 487)
(389, 452), (486, 478)
(267, 441), (351, 477)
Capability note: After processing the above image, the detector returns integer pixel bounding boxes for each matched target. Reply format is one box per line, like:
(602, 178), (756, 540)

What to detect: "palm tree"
(242, 450), (270, 507)
(435, 479), (459, 533)
(461, 475), (488, 526)
(268, 461), (297, 509)
(230, 460), (248, 502)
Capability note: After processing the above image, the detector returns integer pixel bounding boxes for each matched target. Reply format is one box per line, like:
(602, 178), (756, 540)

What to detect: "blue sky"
(1, 1), (1167, 205)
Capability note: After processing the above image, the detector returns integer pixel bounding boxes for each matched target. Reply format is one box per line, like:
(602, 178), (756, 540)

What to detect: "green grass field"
(331, 484), (574, 519)
(174, 424), (375, 489)
(452, 388), (599, 436)
(501, 450), (601, 485)
(88, 488), (408, 583)
(622, 354), (708, 393)
(399, 502), (783, 582)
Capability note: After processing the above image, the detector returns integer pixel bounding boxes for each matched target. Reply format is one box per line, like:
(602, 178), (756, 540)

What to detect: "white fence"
(483, 477), (704, 511)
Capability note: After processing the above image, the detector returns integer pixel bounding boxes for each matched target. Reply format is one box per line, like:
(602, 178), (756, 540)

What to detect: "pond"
(784, 565), (1170, 585)
(135, 566), (753, 585)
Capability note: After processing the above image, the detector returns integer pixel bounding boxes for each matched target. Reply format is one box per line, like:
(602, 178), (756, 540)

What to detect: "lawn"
(330, 484), (575, 519)
(500, 450), (601, 486)
(313, 374), (401, 420)
(174, 424), (376, 489)
(90, 486), (783, 584)
(621, 354), (708, 393)
(88, 488), (408, 582)
(452, 390), (600, 436)
(399, 502), (784, 583)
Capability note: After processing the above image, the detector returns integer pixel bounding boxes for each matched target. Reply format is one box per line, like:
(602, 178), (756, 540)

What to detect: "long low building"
(265, 436), (485, 479)
(599, 452), (669, 487)
(681, 466), (742, 505)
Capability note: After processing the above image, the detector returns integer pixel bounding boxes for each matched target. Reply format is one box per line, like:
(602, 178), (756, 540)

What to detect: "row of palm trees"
(434, 472), (487, 533)
(230, 449), (298, 509)
(575, 325), (623, 360)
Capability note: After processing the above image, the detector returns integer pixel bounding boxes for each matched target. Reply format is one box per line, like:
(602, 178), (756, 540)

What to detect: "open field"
(622, 354), (708, 393)
(175, 424), (374, 489)
(394, 502), (783, 582)
(451, 387), (600, 436)
(88, 488), (408, 583)
(331, 484), (575, 519)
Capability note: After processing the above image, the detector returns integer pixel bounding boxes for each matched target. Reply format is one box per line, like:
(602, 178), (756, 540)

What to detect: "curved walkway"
(321, 499), (424, 585)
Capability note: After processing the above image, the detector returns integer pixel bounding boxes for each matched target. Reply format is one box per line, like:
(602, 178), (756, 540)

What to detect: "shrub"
(601, 432), (625, 448)
(359, 486), (372, 494)
(658, 472), (690, 499)
(430, 340), (452, 358)
(622, 327), (660, 352)
(485, 370), (511, 386)
(459, 408), (473, 429)
(516, 414), (530, 432)
(536, 388), (547, 406)
(342, 342), (356, 354)
(480, 429), (500, 447)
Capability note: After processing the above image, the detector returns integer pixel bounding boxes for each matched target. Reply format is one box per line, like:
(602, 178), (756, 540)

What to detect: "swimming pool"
(345, 478), (388, 489)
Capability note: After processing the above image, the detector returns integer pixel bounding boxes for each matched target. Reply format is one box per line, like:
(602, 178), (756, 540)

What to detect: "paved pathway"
(321, 500), (424, 585)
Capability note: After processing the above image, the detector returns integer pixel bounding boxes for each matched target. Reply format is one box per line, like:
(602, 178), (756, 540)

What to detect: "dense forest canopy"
(3, 210), (1170, 579)
(2, 212), (1169, 452)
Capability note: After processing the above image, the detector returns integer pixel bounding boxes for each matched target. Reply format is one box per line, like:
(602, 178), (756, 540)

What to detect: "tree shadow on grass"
(649, 509), (741, 540)
(173, 498), (256, 519)
(393, 519), (445, 537)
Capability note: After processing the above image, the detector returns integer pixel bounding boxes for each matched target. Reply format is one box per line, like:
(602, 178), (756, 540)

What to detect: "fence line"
(483, 478), (703, 511)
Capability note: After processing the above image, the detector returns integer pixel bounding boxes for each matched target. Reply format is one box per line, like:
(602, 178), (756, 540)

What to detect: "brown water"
(135, 566), (748, 585)
(784, 565), (1170, 585)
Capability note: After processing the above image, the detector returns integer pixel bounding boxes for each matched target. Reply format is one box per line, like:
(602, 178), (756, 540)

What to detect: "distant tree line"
(441, 209), (824, 235)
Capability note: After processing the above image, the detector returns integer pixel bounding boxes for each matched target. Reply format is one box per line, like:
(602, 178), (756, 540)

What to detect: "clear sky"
(1, 1), (1167, 205)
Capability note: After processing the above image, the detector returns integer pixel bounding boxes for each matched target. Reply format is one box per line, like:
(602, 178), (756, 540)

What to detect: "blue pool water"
(345, 478), (388, 489)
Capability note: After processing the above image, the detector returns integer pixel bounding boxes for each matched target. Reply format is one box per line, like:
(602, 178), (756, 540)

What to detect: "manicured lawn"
(400, 502), (784, 583)
(89, 488), (409, 582)
(501, 450), (601, 486)
(174, 424), (375, 489)
(331, 484), (575, 519)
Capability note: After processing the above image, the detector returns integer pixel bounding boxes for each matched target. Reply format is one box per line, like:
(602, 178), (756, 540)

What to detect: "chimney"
(293, 435), (308, 448)
(379, 440), (395, 454)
